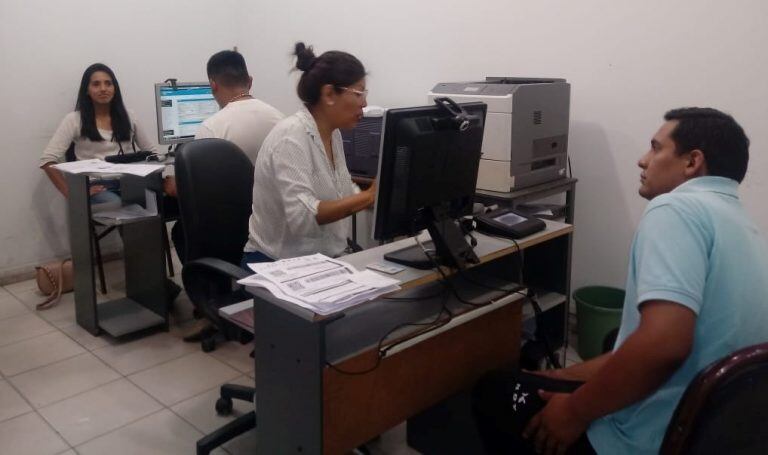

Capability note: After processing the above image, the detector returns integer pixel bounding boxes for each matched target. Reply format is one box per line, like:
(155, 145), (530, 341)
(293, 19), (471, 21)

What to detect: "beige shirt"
(39, 110), (156, 167)
(245, 109), (360, 259)
(194, 98), (284, 164)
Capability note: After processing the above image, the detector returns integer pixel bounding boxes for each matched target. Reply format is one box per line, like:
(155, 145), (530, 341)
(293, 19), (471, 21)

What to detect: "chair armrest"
(181, 257), (250, 314)
(183, 257), (249, 282)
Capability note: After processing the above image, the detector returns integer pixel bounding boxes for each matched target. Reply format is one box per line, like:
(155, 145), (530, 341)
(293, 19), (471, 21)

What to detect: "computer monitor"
(341, 110), (384, 178)
(372, 98), (487, 269)
(154, 82), (219, 145)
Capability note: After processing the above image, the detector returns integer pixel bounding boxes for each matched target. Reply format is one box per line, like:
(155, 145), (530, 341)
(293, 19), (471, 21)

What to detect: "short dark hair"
(207, 50), (250, 87)
(76, 63), (131, 142)
(293, 42), (366, 107)
(664, 107), (750, 182)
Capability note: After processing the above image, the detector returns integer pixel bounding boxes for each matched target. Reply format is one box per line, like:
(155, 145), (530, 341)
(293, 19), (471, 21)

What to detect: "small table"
(64, 171), (169, 337)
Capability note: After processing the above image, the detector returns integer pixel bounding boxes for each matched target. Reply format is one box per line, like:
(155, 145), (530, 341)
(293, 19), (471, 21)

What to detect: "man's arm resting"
(541, 352), (612, 382)
(567, 300), (696, 423)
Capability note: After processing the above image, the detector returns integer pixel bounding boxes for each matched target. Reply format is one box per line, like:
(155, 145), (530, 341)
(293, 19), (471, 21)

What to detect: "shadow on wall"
(569, 121), (639, 292)
(31, 177), (71, 260)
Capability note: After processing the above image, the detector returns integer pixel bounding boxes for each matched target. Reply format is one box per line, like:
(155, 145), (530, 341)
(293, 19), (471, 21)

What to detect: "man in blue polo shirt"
(474, 107), (768, 454)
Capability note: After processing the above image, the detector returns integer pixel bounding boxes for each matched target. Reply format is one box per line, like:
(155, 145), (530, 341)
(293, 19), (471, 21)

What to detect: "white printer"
(428, 77), (570, 192)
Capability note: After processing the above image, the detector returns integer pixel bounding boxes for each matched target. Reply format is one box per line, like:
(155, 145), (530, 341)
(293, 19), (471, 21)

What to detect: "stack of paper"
(91, 189), (158, 225)
(237, 254), (401, 315)
(54, 159), (164, 177)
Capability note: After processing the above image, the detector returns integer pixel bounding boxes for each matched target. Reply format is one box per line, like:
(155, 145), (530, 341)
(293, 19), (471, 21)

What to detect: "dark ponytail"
(293, 41), (366, 107)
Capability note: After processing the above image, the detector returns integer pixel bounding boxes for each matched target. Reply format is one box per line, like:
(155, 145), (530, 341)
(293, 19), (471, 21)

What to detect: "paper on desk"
(54, 159), (112, 173)
(54, 159), (164, 177)
(91, 189), (158, 224)
(238, 254), (400, 315)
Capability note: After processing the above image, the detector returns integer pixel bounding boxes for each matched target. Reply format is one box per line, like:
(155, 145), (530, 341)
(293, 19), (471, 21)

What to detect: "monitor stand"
(384, 209), (479, 270)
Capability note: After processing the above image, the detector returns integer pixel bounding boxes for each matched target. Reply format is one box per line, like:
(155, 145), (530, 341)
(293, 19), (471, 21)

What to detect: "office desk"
(64, 171), (169, 337)
(247, 220), (573, 454)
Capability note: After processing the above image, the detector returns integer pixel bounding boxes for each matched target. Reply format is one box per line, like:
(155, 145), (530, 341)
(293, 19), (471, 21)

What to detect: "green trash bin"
(573, 286), (625, 360)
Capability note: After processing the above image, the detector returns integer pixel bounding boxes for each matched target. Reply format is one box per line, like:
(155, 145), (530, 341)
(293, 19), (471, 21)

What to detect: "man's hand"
(523, 391), (589, 455)
(164, 176), (177, 197)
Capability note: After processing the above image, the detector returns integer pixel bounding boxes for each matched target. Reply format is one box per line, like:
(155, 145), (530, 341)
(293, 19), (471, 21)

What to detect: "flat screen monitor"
(341, 111), (384, 178)
(372, 98), (487, 269)
(154, 82), (219, 145)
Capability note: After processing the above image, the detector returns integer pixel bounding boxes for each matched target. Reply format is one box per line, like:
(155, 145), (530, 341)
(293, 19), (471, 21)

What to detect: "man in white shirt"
(194, 50), (284, 163)
(166, 50), (283, 263)
(164, 50), (283, 198)
(172, 50), (283, 341)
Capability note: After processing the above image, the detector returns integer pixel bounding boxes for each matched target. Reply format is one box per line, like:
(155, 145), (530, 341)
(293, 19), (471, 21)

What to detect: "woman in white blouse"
(40, 63), (156, 205)
(243, 42), (376, 264)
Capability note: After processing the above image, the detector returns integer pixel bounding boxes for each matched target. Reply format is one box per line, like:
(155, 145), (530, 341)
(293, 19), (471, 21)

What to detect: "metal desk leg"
(253, 300), (329, 454)
(66, 173), (99, 335)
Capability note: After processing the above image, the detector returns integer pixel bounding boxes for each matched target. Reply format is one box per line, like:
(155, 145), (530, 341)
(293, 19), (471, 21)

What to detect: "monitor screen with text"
(154, 82), (218, 144)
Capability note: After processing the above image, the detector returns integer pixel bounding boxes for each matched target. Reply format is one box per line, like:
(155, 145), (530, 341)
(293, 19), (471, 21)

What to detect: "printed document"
(238, 254), (400, 315)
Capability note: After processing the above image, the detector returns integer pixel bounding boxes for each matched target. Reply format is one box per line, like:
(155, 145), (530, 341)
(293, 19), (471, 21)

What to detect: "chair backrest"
(65, 142), (76, 162)
(660, 342), (768, 454)
(174, 138), (254, 266)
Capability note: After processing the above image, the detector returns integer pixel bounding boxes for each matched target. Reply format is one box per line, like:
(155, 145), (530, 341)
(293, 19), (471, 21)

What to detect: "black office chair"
(660, 342), (768, 454)
(174, 138), (256, 455)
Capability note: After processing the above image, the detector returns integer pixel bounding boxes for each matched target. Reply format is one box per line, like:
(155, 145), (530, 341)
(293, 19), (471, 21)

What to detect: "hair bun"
(294, 41), (317, 72)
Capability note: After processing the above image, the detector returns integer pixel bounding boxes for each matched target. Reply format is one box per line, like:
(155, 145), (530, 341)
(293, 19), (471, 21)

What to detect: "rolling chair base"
(196, 384), (256, 455)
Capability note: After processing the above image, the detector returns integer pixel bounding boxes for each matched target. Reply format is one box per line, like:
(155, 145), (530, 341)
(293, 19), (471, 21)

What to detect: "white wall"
(1, 0), (767, 291)
(240, 0), (768, 291)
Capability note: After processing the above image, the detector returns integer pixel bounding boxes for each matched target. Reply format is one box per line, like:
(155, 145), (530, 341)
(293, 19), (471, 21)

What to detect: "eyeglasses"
(337, 86), (368, 99)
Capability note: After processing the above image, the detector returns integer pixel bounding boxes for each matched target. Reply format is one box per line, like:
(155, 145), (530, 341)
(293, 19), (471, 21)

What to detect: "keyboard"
(105, 151), (156, 164)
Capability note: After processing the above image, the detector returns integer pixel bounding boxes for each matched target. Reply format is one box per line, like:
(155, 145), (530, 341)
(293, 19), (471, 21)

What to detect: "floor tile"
(0, 331), (86, 376)
(0, 411), (70, 455)
(168, 292), (196, 325)
(170, 375), (254, 434)
(223, 427), (258, 454)
(31, 293), (77, 328)
(209, 339), (255, 374)
(0, 292), (30, 320)
(12, 286), (52, 308)
(59, 323), (116, 351)
(0, 379), (32, 422)
(9, 352), (121, 408)
(3, 278), (39, 295)
(38, 378), (163, 446)
(76, 409), (227, 455)
(92, 330), (199, 375)
(0, 312), (56, 347)
(129, 352), (240, 406)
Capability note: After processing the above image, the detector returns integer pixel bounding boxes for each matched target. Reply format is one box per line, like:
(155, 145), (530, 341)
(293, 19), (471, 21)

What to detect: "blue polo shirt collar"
(672, 176), (739, 198)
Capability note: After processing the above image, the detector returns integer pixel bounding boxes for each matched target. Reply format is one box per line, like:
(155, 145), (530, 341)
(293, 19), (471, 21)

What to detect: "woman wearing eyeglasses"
(40, 63), (157, 207)
(242, 42), (376, 265)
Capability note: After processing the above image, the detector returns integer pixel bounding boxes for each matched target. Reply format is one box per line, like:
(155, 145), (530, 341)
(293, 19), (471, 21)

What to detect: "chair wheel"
(201, 338), (216, 353)
(216, 397), (233, 415)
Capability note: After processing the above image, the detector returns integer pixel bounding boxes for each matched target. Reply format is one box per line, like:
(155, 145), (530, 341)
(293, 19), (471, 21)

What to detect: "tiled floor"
(0, 251), (582, 454)
(0, 254), (254, 455)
